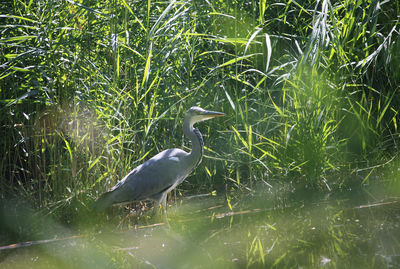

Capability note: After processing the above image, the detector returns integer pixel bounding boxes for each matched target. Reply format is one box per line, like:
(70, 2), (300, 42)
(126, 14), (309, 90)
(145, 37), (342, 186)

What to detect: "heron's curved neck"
(183, 118), (203, 167)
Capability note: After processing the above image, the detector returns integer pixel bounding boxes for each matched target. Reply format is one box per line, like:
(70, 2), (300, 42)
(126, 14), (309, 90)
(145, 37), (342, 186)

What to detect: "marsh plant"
(1, 0), (399, 267)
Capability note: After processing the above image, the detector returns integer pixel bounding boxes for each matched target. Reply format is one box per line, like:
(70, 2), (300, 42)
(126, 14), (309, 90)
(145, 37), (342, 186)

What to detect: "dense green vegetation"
(1, 0), (400, 267)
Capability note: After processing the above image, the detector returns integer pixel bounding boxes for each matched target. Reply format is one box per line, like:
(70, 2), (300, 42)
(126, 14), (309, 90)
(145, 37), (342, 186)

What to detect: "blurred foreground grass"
(1, 172), (400, 268)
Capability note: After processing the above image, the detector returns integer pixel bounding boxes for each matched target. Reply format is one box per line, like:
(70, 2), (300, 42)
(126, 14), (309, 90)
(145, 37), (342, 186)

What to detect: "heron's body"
(93, 107), (224, 212)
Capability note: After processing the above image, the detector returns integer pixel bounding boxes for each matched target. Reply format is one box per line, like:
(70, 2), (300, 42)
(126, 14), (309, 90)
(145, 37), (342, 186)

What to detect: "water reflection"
(1, 184), (399, 268)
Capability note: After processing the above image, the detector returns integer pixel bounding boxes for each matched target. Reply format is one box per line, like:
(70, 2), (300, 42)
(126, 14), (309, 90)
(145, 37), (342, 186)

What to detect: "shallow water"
(1, 185), (399, 268)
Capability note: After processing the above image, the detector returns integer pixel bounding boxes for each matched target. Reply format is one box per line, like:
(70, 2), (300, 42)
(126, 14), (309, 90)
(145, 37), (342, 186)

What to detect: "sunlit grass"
(1, 0), (398, 201)
(1, 0), (400, 267)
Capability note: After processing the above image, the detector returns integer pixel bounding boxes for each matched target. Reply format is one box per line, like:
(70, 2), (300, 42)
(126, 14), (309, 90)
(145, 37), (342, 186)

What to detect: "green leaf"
(141, 43), (152, 88)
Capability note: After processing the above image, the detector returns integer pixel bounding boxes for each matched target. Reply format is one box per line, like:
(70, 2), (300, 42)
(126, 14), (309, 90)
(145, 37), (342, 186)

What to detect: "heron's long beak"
(202, 110), (225, 119)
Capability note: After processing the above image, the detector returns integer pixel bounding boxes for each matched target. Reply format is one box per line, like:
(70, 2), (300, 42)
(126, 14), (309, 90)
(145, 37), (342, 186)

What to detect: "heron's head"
(185, 106), (225, 126)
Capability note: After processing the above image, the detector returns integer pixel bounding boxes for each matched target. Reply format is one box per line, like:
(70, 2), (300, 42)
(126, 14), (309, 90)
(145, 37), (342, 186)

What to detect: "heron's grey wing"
(109, 167), (138, 192)
(107, 149), (189, 204)
(91, 167), (140, 211)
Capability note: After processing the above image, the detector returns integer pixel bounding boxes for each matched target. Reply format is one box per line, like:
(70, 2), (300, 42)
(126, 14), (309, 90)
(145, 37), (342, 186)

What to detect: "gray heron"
(93, 106), (224, 212)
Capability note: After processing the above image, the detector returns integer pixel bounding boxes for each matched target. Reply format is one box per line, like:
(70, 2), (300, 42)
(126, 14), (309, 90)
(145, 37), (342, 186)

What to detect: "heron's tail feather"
(92, 191), (114, 212)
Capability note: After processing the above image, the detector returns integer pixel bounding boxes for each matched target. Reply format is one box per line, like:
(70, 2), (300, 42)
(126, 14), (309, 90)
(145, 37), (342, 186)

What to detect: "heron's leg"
(150, 193), (170, 227)
(151, 194), (165, 215)
(160, 193), (167, 214)
(158, 193), (170, 227)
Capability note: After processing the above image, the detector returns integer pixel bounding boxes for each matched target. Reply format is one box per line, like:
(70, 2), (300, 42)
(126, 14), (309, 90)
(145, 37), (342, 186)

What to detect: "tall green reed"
(0, 0), (399, 219)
